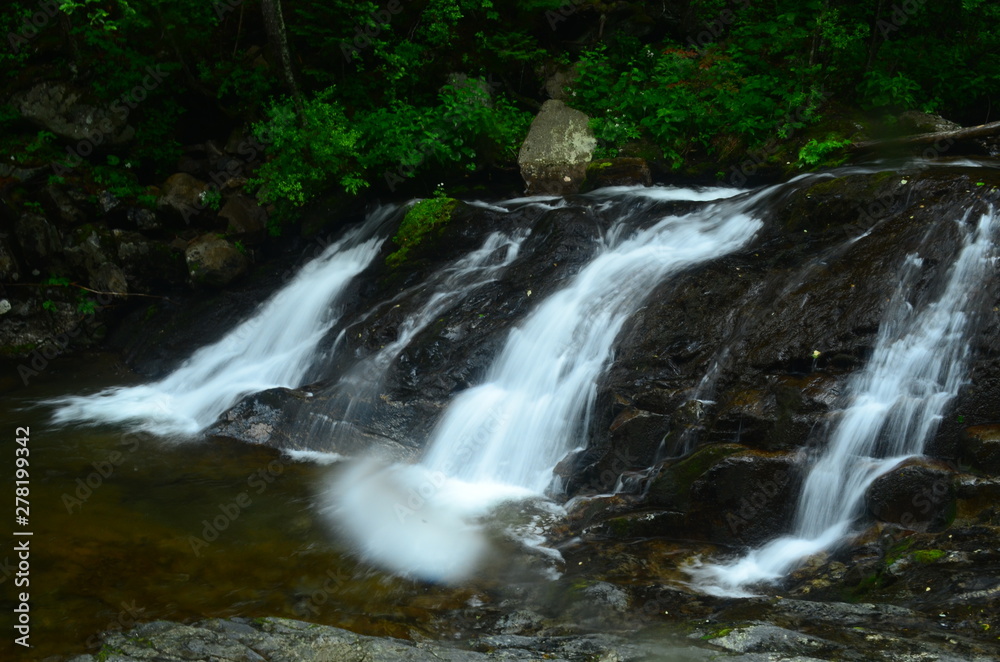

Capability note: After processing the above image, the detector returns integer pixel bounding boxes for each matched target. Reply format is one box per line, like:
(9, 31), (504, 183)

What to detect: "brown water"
(0, 353), (490, 660)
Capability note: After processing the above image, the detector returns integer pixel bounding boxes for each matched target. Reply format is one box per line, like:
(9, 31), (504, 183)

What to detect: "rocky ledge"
(67, 593), (1000, 662)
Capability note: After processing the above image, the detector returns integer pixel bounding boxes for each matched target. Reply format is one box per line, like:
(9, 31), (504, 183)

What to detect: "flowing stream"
(421, 188), (760, 491)
(305, 230), (528, 448)
(690, 205), (998, 596)
(48, 207), (394, 436)
(327, 186), (763, 581)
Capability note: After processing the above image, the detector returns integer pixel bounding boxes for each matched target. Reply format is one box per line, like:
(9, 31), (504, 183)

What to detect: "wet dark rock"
(159, 173), (210, 223)
(43, 183), (87, 224)
(960, 424), (1000, 474)
(126, 206), (161, 232)
(865, 459), (957, 531)
(0, 234), (21, 281)
(14, 212), (63, 268)
(90, 262), (128, 296)
(209, 388), (417, 462)
(583, 157), (652, 190)
(63, 223), (118, 280)
(219, 193), (268, 242)
(113, 230), (187, 291)
(687, 450), (801, 545)
(185, 234), (249, 287)
(207, 387), (302, 445)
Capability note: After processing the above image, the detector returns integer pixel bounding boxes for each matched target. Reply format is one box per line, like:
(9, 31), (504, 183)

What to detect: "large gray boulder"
(517, 100), (596, 195)
(13, 82), (133, 144)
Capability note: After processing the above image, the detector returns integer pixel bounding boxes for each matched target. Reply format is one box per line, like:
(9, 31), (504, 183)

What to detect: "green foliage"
(198, 60), (278, 115)
(25, 131), (56, 154)
(386, 198), (459, 267)
(572, 42), (823, 165)
(92, 158), (150, 201)
(249, 90), (367, 215)
(76, 297), (98, 315)
(798, 136), (851, 167)
(202, 188), (222, 211)
(40, 275), (100, 314)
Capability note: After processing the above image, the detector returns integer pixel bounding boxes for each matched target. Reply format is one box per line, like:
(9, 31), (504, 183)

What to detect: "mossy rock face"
(385, 197), (460, 268)
(646, 443), (745, 509)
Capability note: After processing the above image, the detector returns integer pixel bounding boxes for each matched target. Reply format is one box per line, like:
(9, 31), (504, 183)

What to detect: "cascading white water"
(690, 206), (998, 596)
(326, 187), (762, 582)
(421, 188), (760, 492)
(49, 207), (393, 436)
(312, 230), (528, 440)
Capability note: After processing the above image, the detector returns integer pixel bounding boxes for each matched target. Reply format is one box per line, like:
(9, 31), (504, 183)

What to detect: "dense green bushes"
(2, 0), (998, 235)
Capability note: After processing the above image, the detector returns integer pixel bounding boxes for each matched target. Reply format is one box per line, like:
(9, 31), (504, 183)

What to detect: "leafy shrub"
(249, 89), (368, 213)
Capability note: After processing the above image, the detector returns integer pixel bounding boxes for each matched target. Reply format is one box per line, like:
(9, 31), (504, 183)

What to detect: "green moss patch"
(912, 549), (946, 563)
(386, 197), (459, 268)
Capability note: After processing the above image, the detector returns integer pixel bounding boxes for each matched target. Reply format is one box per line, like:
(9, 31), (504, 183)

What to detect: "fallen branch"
(11, 281), (173, 303)
(849, 120), (1000, 152)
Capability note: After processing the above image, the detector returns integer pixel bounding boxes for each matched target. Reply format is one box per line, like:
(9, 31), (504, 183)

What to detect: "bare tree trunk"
(260, 0), (302, 111)
(849, 120), (1000, 152)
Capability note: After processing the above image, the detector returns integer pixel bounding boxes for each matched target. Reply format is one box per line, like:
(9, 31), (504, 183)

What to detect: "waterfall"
(305, 230), (528, 448)
(690, 206), (998, 596)
(325, 187), (762, 582)
(49, 207), (394, 436)
(420, 188), (760, 492)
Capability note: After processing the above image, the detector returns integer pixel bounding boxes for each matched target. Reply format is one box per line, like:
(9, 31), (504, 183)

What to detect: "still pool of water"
(1, 353), (497, 660)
